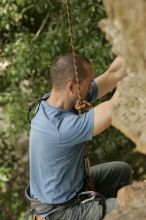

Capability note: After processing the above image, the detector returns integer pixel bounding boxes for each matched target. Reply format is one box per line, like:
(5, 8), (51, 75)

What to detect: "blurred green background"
(0, 1), (146, 219)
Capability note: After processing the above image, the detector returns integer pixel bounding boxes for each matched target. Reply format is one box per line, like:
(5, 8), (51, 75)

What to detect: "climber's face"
(79, 63), (94, 99)
(65, 63), (94, 107)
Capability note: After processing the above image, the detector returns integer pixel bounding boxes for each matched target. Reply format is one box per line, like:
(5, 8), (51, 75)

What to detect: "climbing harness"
(25, 186), (106, 220)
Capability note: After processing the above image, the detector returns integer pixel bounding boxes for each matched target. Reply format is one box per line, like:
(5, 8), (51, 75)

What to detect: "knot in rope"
(75, 99), (92, 113)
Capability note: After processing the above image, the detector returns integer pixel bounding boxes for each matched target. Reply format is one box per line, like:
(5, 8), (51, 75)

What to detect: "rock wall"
(104, 181), (146, 220)
(99, 0), (146, 154)
(99, 1), (146, 219)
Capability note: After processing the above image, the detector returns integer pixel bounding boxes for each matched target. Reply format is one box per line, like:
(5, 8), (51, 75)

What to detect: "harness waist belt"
(25, 185), (106, 219)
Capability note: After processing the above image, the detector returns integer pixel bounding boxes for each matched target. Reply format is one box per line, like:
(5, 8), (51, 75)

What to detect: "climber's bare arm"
(95, 57), (126, 99)
(92, 91), (119, 136)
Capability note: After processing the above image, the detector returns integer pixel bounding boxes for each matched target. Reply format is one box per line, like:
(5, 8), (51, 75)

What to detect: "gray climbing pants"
(26, 161), (132, 220)
(45, 198), (118, 220)
(45, 161), (132, 220)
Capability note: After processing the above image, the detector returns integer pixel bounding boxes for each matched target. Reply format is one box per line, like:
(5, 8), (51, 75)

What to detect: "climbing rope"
(66, 0), (94, 190)
(66, 0), (92, 114)
(66, 0), (82, 112)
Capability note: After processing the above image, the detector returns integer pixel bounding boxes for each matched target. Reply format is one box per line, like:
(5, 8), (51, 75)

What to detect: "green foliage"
(0, 133), (27, 220)
(0, 0), (139, 219)
(1, 0), (114, 137)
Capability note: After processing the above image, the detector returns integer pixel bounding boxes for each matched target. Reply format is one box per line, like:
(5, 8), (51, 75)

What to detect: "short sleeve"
(60, 109), (94, 145)
(85, 80), (98, 103)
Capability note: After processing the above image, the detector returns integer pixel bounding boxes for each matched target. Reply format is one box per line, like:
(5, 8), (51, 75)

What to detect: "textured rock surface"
(117, 181), (146, 207)
(104, 206), (146, 220)
(104, 182), (146, 220)
(99, 0), (146, 154)
(99, 1), (146, 219)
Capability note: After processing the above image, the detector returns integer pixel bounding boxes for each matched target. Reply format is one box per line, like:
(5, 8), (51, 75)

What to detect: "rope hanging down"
(66, 0), (92, 114)
(66, 0), (82, 112)
(66, 0), (95, 190)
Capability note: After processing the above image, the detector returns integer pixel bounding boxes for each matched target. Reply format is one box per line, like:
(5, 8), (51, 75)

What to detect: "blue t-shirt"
(29, 81), (98, 204)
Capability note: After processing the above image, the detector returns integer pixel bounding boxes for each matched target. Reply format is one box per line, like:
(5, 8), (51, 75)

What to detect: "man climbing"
(25, 52), (132, 220)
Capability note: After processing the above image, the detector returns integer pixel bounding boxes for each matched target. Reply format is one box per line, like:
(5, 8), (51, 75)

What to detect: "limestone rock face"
(104, 182), (146, 220)
(104, 206), (146, 220)
(99, 0), (146, 154)
(117, 181), (146, 207)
